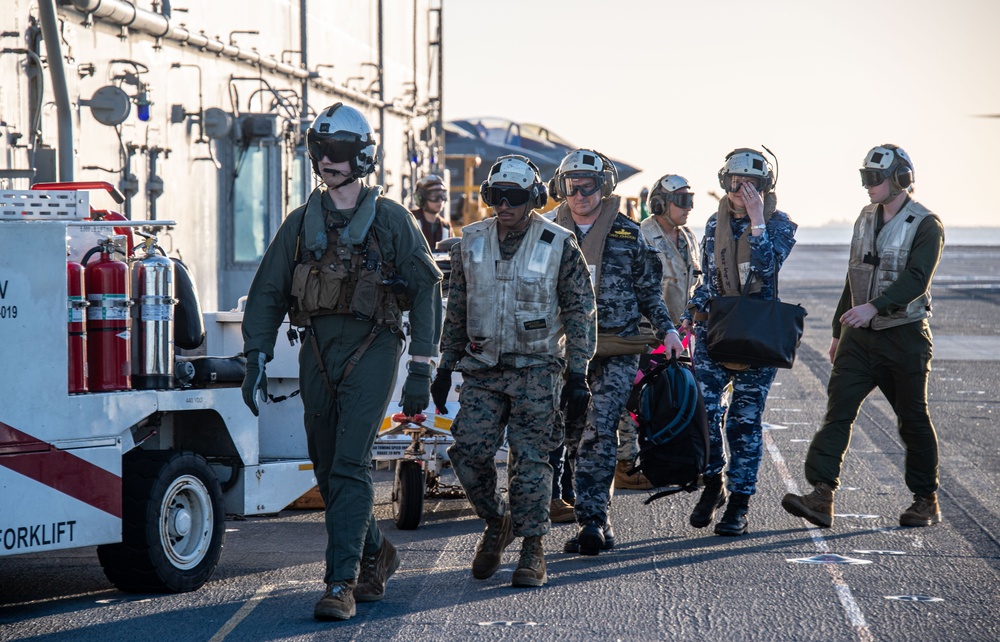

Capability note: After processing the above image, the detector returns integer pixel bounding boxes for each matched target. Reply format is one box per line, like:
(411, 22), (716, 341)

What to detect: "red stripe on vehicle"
(0, 421), (122, 518)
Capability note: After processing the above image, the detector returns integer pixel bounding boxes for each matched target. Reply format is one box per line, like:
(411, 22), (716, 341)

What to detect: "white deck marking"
(765, 432), (875, 642)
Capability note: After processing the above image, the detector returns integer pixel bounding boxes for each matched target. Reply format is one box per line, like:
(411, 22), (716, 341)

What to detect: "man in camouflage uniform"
(550, 149), (683, 556)
(433, 155), (596, 587)
(241, 104), (442, 620)
(616, 173), (703, 490)
(680, 148), (797, 536)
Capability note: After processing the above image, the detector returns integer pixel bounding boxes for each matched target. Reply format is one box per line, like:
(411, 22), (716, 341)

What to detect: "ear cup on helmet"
(532, 182), (548, 209)
(650, 198), (664, 216)
(892, 164), (913, 191)
(547, 177), (562, 203)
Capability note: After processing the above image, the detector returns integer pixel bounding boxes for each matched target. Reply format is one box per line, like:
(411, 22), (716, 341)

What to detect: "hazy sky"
(442, 0), (1000, 230)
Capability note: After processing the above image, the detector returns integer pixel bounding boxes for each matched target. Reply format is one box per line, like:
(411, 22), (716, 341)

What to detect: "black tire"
(392, 460), (425, 530)
(97, 450), (226, 593)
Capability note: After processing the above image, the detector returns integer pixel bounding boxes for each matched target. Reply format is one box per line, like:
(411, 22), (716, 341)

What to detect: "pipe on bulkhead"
(38, 0), (74, 181)
(70, 0), (417, 118)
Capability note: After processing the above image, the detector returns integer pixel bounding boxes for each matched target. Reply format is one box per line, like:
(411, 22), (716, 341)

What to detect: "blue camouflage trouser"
(565, 354), (638, 526)
(693, 324), (777, 496)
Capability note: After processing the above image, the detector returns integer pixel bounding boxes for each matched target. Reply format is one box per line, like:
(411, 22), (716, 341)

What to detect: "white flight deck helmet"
(717, 148), (775, 194)
(860, 144), (914, 196)
(479, 155), (548, 210)
(550, 149), (619, 201)
(306, 103), (377, 181)
(648, 174), (694, 216)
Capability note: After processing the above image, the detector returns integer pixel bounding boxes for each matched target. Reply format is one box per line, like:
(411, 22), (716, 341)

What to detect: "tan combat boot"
(550, 498), (576, 523)
(314, 579), (357, 621)
(471, 510), (514, 579)
(781, 482), (835, 528)
(900, 493), (942, 527)
(511, 536), (547, 587)
(354, 536), (401, 602)
(614, 460), (654, 490)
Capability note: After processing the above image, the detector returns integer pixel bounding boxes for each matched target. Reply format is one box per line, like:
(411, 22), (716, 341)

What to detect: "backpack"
(626, 353), (709, 504)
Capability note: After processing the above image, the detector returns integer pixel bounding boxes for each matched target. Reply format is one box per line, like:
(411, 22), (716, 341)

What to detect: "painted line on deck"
(208, 583), (277, 642)
(764, 432), (875, 642)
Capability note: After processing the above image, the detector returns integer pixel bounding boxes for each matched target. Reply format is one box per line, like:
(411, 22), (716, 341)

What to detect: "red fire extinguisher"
(83, 236), (132, 392)
(67, 259), (89, 393)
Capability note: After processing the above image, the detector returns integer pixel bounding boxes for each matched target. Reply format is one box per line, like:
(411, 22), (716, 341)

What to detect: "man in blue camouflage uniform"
(550, 149), (683, 556)
(434, 155), (596, 587)
(680, 148), (797, 536)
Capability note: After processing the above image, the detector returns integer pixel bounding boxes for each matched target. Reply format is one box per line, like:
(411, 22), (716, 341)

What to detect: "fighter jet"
(445, 116), (641, 185)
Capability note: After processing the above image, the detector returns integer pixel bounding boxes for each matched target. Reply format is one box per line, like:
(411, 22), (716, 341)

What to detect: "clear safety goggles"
(483, 185), (531, 207)
(650, 192), (694, 211)
(558, 175), (603, 198)
(725, 174), (763, 193)
(860, 168), (888, 188)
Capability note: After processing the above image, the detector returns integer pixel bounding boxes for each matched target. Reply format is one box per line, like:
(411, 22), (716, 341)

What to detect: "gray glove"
(400, 360), (433, 417)
(241, 350), (268, 417)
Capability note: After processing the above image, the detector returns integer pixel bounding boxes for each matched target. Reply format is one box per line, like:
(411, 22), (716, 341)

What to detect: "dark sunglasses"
(421, 190), (447, 203)
(859, 169), (887, 188)
(483, 185), (531, 207)
(308, 138), (358, 163)
(651, 192), (694, 211)
(725, 175), (763, 193)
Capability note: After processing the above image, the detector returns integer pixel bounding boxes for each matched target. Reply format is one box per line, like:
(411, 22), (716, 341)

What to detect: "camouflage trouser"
(693, 324), (777, 495)
(617, 412), (640, 462)
(565, 354), (639, 525)
(448, 363), (564, 537)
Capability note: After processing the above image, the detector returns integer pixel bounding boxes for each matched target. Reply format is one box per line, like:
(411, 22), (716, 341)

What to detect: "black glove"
(560, 372), (591, 423)
(401, 360), (433, 417)
(241, 350), (268, 417)
(430, 368), (453, 414)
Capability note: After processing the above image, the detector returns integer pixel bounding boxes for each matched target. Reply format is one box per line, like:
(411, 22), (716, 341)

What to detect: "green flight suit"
(243, 186), (442, 584)
(805, 207), (944, 496)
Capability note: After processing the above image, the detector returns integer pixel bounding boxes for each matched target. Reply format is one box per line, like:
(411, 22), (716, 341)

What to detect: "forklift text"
(2, 521), (77, 551)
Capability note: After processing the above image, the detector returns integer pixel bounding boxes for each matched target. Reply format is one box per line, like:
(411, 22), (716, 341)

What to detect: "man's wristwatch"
(751, 223), (767, 231)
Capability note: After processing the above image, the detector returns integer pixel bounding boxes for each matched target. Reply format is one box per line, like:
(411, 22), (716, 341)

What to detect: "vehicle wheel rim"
(159, 474), (214, 570)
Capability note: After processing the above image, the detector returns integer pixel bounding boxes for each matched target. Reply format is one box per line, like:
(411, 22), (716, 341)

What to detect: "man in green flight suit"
(241, 103), (442, 621)
(782, 144), (944, 530)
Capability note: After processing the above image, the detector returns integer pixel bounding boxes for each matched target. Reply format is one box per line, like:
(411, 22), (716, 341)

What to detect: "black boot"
(690, 474), (727, 528)
(714, 492), (751, 536)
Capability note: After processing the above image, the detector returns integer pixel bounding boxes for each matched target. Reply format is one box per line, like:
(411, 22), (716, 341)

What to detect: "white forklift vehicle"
(0, 187), (317, 593)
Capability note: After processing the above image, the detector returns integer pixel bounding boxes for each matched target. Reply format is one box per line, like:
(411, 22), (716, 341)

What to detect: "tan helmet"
(414, 174), (446, 207)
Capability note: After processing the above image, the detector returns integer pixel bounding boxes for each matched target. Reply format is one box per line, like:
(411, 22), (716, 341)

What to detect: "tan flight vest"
(461, 213), (570, 368)
(640, 218), (701, 322)
(289, 212), (405, 328)
(847, 200), (934, 330)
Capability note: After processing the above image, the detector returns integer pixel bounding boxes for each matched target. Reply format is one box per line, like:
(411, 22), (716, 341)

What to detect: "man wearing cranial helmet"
(679, 147), (798, 537)
(611, 173), (703, 491)
(782, 144), (944, 531)
(410, 174), (451, 248)
(548, 149), (684, 556)
(435, 154), (597, 588)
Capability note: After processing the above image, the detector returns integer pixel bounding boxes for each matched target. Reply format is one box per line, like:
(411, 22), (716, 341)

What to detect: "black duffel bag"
(705, 272), (807, 369)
